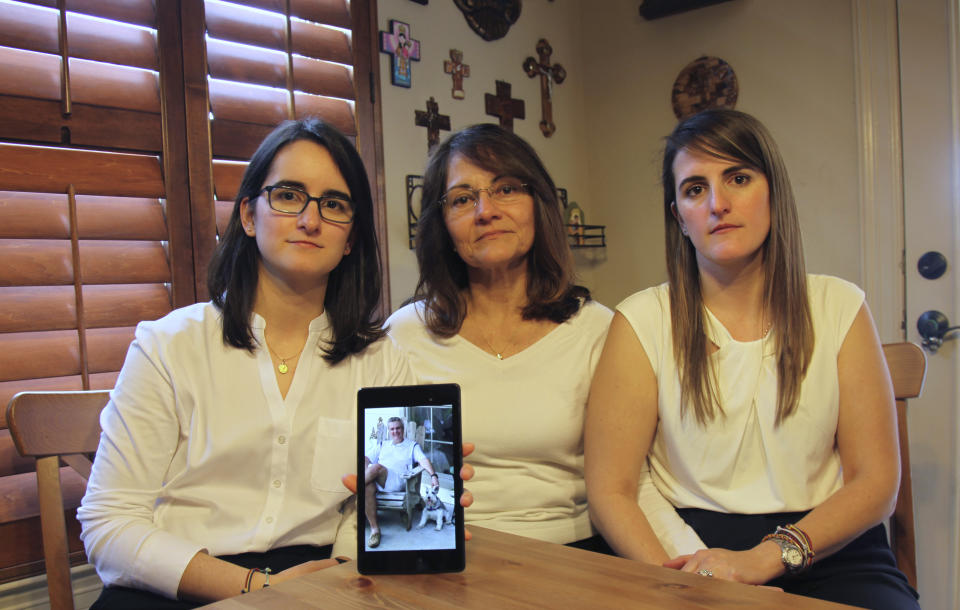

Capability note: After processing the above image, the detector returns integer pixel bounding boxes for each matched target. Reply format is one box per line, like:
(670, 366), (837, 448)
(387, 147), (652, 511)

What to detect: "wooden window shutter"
(0, 0), (190, 414)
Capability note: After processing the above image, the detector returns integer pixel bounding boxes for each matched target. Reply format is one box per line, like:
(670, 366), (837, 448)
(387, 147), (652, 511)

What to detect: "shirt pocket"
(311, 417), (356, 493)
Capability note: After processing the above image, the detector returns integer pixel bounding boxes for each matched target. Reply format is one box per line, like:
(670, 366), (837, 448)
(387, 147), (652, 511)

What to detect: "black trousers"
(89, 544), (333, 610)
(677, 508), (920, 610)
(566, 533), (616, 556)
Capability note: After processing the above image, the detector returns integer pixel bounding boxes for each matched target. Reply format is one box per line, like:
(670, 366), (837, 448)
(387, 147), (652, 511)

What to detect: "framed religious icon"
(380, 20), (421, 88)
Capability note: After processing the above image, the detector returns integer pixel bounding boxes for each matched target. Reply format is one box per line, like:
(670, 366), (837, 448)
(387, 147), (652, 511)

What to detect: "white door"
(898, 1), (959, 609)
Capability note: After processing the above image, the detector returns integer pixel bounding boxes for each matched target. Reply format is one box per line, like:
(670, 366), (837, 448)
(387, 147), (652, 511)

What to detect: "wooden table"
(204, 526), (853, 609)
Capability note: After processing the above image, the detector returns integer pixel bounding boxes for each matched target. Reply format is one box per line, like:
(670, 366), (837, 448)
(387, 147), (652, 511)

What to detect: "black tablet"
(356, 383), (464, 574)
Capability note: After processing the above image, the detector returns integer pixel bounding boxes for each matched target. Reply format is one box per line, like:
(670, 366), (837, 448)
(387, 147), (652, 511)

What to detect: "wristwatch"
(770, 537), (805, 574)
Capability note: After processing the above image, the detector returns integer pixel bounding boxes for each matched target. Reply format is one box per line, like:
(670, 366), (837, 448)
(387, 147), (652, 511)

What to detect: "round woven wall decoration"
(671, 56), (739, 120)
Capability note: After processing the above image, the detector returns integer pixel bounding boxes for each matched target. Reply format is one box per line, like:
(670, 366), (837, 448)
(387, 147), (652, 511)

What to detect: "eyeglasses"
(259, 185), (355, 224)
(439, 178), (530, 217)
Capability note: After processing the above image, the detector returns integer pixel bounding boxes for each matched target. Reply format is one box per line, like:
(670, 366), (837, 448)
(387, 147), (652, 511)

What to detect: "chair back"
(6, 390), (110, 610)
(882, 342), (926, 589)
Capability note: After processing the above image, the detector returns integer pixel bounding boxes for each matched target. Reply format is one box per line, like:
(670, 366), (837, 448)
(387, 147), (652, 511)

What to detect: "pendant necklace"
(266, 342), (305, 374)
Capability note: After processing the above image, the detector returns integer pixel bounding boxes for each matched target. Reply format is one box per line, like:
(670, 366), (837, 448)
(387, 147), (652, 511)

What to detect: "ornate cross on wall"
(443, 49), (470, 99)
(523, 39), (566, 137)
(380, 20), (420, 88)
(484, 80), (525, 132)
(414, 97), (450, 152)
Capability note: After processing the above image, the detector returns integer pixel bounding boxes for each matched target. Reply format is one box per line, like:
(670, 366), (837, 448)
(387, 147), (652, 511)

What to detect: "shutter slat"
(86, 326), (135, 373)
(0, 330), (80, 382)
(0, 144), (164, 197)
(0, 192), (70, 239)
(0, 2), (60, 56)
(71, 57), (160, 113)
(290, 0), (351, 29)
(220, 0), (351, 29)
(212, 161), (247, 203)
(207, 38), (288, 90)
(79, 241), (171, 284)
(209, 79), (287, 126)
(67, 12), (158, 71)
(293, 55), (354, 100)
(84, 284), (171, 328)
(0, 240), (73, 286)
(211, 119), (273, 161)
(0, 95), (162, 153)
(0, 46), (61, 101)
(0, 285), (167, 333)
(0, 286), (76, 333)
(292, 20), (351, 65)
(76, 195), (167, 240)
(294, 92), (354, 136)
(17, 0), (157, 29)
(205, 2), (286, 53)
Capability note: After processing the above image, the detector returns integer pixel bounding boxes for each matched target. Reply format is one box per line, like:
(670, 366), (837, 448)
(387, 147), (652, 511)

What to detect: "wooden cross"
(523, 39), (566, 137)
(443, 49), (471, 100)
(380, 20), (420, 88)
(484, 80), (525, 132)
(414, 97), (450, 152)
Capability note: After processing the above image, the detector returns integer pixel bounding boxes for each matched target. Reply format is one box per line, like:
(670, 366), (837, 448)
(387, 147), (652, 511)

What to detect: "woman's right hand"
(663, 540), (784, 585)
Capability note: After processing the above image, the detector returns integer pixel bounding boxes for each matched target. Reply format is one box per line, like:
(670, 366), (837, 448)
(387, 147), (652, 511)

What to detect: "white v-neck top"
(386, 300), (612, 544)
(79, 302), (415, 598)
(618, 274), (864, 514)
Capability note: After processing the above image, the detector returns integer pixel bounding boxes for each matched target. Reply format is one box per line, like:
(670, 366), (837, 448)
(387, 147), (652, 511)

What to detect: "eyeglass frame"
(438, 179), (532, 213)
(258, 184), (355, 224)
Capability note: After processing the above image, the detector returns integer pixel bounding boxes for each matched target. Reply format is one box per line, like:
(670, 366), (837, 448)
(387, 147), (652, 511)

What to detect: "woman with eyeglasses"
(386, 124), (699, 553)
(78, 119), (473, 609)
(584, 109), (918, 609)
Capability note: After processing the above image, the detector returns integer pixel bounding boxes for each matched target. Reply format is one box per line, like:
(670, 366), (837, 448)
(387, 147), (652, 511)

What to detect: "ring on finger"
(697, 569), (714, 577)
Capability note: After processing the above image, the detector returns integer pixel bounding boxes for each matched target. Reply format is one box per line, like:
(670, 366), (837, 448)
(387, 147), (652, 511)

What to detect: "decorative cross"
(443, 49), (471, 100)
(414, 97), (451, 152)
(380, 20), (420, 88)
(484, 80), (525, 132)
(523, 39), (566, 137)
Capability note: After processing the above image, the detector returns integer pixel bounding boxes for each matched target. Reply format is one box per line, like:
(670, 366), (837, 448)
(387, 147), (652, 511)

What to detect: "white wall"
(376, 0), (593, 310)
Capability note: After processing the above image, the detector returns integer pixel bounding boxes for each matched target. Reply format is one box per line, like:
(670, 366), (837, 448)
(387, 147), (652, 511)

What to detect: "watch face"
(784, 546), (804, 567)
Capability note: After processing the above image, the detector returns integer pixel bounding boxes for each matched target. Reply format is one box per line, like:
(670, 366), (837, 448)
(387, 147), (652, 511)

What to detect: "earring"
(680, 226), (688, 236)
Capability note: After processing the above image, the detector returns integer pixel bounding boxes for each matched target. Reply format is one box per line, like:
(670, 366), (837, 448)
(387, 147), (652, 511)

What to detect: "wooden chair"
(376, 467), (424, 530)
(5, 390), (110, 610)
(882, 342), (926, 589)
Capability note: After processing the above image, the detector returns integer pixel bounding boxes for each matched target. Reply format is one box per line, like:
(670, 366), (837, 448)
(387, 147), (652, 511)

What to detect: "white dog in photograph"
(418, 484), (455, 531)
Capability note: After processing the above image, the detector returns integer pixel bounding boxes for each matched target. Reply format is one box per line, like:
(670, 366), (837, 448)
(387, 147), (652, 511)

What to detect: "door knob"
(917, 310), (960, 353)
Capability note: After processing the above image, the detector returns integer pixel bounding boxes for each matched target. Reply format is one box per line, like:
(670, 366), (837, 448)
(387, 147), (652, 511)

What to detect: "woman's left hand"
(663, 541), (783, 585)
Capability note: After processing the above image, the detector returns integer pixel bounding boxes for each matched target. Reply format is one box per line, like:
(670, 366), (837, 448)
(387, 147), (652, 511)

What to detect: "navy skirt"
(89, 543), (333, 610)
(677, 508), (920, 610)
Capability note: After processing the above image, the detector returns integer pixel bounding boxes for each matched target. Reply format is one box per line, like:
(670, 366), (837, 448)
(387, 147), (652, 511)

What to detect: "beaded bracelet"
(241, 567), (271, 594)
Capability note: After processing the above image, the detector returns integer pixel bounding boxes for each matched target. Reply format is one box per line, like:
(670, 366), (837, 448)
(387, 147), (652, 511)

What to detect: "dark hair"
(207, 118), (385, 364)
(414, 123), (588, 336)
(662, 108), (813, 425)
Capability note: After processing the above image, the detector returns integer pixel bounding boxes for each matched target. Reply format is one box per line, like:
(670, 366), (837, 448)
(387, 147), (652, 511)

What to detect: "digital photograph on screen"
(362, 404), (457, 552)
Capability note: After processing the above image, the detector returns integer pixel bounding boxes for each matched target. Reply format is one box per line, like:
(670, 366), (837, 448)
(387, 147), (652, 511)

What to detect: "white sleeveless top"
(617, 274), (864, 513)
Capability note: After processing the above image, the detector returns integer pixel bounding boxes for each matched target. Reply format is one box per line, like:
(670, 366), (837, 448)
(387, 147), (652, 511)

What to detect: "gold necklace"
(266, 342), (305, 374)
(480, 333), (508, 360)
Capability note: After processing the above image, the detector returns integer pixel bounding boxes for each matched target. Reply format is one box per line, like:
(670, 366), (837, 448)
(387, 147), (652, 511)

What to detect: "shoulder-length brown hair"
(207, 118), (385, 364)
(662, 109), (813, 425)
(414, 123), (588, 336)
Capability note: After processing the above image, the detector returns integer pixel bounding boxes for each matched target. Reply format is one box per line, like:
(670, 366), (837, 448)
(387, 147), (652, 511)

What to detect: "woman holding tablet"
(79, 119), (472, 608)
